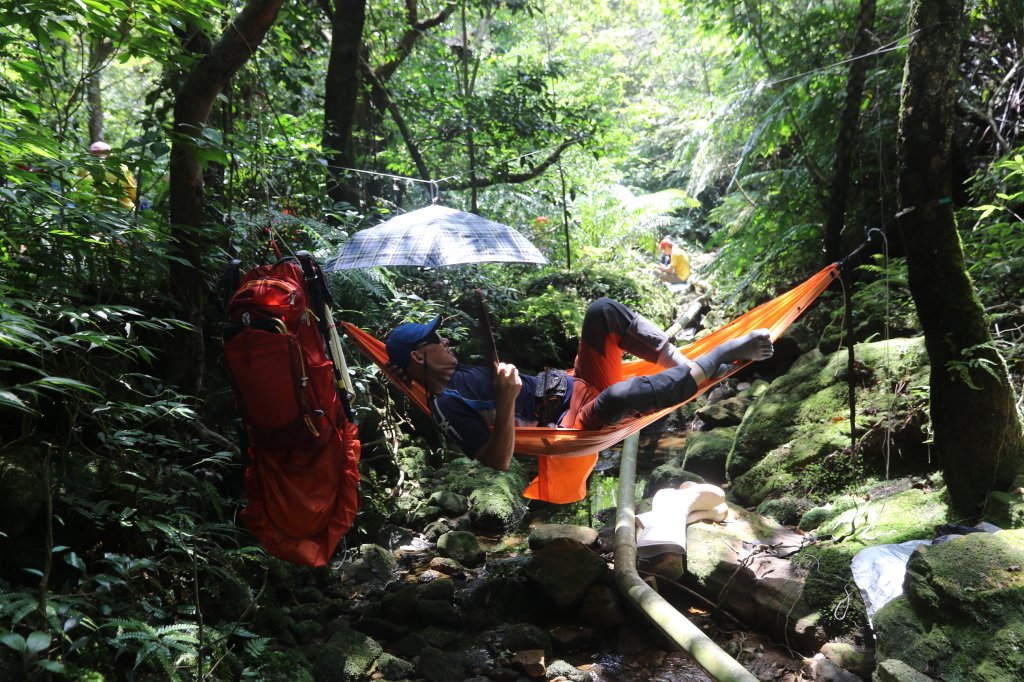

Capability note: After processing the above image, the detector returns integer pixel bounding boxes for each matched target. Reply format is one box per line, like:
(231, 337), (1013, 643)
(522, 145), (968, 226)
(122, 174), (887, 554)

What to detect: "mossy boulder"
(427, 457), (529, 534)
(254, 605), (295, 644)
(428, 490), (470, 516)
(524, 538), (607, 610)
(728, 337), (931, 506)
(312, 625), (383, 681)
(873, 529), (1024, 680)
(394, 445), (436, 483)
(793, 483), (951, 637)
(353, 543), (398, 584)
(681, 426), (738, 481)
(258, 648), (315, 682)
(798, 496), (860, 532)
(647, 460), (705, 493)
(437, 530), (484, 567)
(685, 506), (827, 653)
(375, 652), (415, 680)
(695, 394), (751, 429)
(983, 477), (1024, 529)
(756, 495), (813, 527)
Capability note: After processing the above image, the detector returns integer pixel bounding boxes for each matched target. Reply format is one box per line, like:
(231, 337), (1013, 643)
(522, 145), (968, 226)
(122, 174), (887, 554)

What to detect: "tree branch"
(376, 1), (457, 83)
(361, 61), (432, 181)
(443, 138), (581, 191)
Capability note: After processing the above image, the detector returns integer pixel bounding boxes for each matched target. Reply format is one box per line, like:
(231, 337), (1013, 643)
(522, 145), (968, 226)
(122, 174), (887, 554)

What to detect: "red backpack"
(223, 253), (360, 566)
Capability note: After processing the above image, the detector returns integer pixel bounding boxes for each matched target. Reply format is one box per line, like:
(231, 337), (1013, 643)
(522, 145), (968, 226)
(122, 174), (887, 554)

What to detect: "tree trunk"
(896, 0), (1024, 517)
(86, 38), (114, 143)
(823, 0), (876, 263)
(323, 0), (367, 210)
(168, 0), (284, 396)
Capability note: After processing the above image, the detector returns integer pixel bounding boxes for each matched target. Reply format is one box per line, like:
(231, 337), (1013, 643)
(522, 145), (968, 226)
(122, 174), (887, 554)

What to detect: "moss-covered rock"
(394, 445), (436, 483)
(546, 658), (593, 681)
(685, 506), (827, 653)
(312, 625), (383, 681)
(798, 496), (860, 532)
(728, 337), (932, 505)
(695, 395), (751, 429)
(254, 605), (296, 644)
(873, 657), (937, 682)
(437, 530), (484, 567)
(739, 379), (771, 400)
(409, 504), (444, 526)
(524, 538), (607, 610)
(428, 457), (529, 534)
(647, 460), (705, 493)
(681, 426), (738, 481)
(257, 648), (315, 682)
(428, 490), (470, 516)
(375, 652), (415, 680)
(984, 488), (1024, 529)
(793, 483), (951, 637)
(756, 495), (813, 527)
(291, 618), (323, 644)
(873, 530), (1024, 681)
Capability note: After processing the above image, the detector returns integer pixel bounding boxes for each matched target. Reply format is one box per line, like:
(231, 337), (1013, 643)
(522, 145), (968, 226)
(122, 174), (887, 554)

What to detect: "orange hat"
(659, 236), (674, 249)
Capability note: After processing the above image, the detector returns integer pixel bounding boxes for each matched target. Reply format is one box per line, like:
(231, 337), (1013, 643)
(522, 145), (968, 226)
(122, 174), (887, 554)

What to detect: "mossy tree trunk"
(169, 0), (284, 395)
(322, 0), (367, 211)
(896, 0), (1024, 518)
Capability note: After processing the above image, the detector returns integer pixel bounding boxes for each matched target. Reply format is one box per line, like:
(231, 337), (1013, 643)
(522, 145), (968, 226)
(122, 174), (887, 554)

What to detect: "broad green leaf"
(201, 127), (223, 144)
(26, 631), (51, 654)
(65, 552), (86, 572)
(37, 660), (66, 673)
(0, 633), (26, 653)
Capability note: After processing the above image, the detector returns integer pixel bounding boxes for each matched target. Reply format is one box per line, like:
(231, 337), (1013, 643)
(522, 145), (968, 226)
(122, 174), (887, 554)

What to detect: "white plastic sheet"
(851, 539), (931, 626)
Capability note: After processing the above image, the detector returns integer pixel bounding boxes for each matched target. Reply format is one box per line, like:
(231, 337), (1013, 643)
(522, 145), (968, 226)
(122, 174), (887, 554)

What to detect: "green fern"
(244, 636), (271, 659)
(105, 618), (202, 681)
(946, 342), (1004, 390)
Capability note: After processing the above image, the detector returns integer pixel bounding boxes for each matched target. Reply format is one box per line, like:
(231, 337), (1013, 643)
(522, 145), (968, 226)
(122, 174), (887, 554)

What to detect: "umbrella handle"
(475, 289), (500, 365)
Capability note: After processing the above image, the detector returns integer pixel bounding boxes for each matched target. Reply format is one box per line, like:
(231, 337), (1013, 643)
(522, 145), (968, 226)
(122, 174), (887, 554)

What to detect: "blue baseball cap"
(385, 315), (441, 372)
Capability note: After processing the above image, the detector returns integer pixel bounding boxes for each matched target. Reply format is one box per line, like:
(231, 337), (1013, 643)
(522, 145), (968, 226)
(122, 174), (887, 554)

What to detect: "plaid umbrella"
(323, 204), (548, 271)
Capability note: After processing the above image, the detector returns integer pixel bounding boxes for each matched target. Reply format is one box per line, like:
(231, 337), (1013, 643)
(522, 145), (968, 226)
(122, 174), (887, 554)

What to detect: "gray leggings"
(575, 298), (697, 428)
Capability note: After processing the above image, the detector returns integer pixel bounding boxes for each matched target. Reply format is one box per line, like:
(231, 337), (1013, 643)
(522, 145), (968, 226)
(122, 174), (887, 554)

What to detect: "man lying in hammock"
(385, 298), (773, 472)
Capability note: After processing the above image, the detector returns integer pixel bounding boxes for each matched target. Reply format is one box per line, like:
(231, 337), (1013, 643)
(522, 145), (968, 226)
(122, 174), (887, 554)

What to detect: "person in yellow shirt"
(654, 235), (690, 284)
(78, 140), (137, 210)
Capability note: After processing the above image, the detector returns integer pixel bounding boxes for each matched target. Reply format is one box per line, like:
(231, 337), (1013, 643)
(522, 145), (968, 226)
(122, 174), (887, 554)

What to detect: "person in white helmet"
(80, 140), (137, 210)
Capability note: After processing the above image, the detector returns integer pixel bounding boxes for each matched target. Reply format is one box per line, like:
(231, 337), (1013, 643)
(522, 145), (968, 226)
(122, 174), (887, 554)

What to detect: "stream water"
(573, 650), (715, 681)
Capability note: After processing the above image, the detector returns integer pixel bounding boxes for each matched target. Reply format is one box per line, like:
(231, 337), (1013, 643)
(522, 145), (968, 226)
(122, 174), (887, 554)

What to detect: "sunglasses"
(413, 331), (442, 350)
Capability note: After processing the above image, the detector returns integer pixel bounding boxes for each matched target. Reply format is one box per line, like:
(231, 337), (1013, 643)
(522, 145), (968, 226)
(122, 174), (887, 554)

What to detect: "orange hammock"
(342, 263), (839, 503)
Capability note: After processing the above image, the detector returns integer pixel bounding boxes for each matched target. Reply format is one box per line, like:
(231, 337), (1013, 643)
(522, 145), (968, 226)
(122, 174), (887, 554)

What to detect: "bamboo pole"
(613, 433), (756, 682)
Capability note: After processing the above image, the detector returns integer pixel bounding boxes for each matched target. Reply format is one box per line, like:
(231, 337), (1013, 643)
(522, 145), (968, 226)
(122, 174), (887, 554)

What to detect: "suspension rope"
(247, 141), (580, 190)
(727, 30), (918, 98)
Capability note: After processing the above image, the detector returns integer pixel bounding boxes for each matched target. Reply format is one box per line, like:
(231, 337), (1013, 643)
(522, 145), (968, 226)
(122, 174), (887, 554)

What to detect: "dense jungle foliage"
(1, 0), (1023, 678)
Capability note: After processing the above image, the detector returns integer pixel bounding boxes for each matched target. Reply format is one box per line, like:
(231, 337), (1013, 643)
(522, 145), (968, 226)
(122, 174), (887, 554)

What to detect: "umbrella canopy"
(323, 204), (548, 271)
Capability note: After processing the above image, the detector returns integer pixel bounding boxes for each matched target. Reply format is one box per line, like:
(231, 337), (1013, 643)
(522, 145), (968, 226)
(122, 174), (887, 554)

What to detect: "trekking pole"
(323, 300), (356, 398)
(296, 251), (356, 400)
